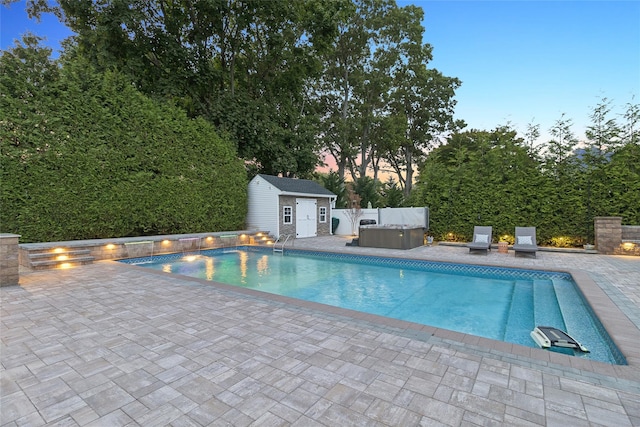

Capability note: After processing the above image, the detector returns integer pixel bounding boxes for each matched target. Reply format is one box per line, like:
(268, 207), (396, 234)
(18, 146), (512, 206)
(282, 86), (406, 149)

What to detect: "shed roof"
(257, 174), (335, 197)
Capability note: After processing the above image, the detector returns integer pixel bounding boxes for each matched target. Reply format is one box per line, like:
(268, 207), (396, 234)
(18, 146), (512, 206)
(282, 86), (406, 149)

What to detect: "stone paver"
(1, 236), (640, 426)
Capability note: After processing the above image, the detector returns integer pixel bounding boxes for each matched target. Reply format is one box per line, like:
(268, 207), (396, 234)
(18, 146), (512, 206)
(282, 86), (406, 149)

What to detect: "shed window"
(283, 206), (293, 224)
(319, 207), (327, 223)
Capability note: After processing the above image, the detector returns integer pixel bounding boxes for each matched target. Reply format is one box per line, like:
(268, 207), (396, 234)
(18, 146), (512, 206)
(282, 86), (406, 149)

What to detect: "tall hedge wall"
(1, 45), (247, 243)
(410, 128), (640, 246)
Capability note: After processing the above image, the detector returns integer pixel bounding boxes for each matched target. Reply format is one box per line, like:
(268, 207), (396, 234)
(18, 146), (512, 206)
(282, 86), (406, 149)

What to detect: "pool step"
(25, 248), (95, 270)
(503, 280), (534, 344)
(552, 278), (592, 348)
(532, 279), (566, 330)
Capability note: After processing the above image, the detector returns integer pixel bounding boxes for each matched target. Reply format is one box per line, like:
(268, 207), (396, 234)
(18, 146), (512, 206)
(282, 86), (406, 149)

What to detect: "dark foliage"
(1, 39), (247, 242)
(410, 128), (640, 245)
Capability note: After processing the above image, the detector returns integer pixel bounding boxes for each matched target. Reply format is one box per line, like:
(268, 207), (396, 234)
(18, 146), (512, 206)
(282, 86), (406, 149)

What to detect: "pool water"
(120, 248), (625, 365)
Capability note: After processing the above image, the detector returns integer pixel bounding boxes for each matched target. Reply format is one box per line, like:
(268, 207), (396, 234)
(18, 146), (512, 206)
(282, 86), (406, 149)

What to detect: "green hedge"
(410, 129), (640, 246)
(1, 46), (247, 242)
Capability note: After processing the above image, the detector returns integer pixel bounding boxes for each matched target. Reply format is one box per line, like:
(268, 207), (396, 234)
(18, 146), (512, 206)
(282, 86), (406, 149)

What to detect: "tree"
(546, 113), (578, 167)
(601, 143), (640, 224)
(380, 177), (404, 207)
(385, 65), (462, 196)
(621, 97), (639, 146)
(353, 175), (380, 208)
(315, 0), (391, 181)
(320, 171), (348, 208)
(539, 115), (590, 241)
(585, 97), (621, 156)
(21, 0), (347, 177)
(315, 0), (461, 191)
(343, 185), (363, 235)
(581, 98), (622, 241)
(523, 121), (540, 152)
(0, 33), (59, 153)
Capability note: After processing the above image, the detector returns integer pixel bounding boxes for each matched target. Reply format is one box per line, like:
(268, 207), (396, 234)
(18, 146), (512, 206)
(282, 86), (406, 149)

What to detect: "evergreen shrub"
(1, 44), (247, 242)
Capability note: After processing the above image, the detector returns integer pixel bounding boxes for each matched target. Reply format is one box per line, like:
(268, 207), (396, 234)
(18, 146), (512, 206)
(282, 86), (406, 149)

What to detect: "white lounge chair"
(513, 227), (538, 257)
(467, 226), (492, 254)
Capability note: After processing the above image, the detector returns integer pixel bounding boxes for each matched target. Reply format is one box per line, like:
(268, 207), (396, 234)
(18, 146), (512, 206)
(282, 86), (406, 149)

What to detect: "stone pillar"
(594, 217), (622, 255)
(0, 233), (21, 286)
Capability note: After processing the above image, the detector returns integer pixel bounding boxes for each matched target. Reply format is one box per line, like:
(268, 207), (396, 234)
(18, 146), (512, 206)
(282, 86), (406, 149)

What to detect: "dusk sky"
(2, 0), (639, 147)
(408, 0), (640, 145)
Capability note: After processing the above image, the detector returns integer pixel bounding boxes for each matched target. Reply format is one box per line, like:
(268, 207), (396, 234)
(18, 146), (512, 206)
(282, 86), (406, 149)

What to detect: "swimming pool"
(119, 247), (626, 365)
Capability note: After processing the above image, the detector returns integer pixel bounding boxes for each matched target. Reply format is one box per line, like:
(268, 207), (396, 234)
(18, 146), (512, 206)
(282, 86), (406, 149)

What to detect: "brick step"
(25, 247), (95, 270)
(253, 234), (276, 246)
(255, 239), (275, 244)
(30, 256), (95, 270)
(29, 249), (92, 260)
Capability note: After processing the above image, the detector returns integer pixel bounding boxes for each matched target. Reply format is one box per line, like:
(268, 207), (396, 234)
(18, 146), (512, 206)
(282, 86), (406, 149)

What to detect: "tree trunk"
(404, 146), (413, 197)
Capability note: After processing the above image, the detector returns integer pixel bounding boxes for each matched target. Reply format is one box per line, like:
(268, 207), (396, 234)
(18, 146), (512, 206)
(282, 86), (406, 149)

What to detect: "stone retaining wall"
(18, 230), (265, 268)
(622, 225), (640, 242)
(594, 217), (639, 256)
(621, 225), (640, 256)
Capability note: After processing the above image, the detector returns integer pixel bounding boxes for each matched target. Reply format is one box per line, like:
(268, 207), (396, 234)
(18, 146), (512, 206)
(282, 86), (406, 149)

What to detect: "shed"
(247, 174), (337, 239)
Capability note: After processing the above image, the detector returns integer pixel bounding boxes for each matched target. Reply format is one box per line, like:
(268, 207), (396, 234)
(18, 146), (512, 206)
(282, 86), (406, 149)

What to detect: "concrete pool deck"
(2, 236), (639, 426)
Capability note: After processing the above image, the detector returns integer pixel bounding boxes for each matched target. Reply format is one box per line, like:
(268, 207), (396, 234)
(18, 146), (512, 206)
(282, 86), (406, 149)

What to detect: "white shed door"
(296, 199), (317, 238)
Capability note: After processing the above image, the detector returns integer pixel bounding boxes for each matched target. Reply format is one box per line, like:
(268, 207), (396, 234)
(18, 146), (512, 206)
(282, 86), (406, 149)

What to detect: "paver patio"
(2, 236), (640, 426)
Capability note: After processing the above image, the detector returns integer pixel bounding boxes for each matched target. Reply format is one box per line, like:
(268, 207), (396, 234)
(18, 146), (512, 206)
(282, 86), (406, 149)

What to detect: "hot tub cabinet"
(358, 225), (425, 250)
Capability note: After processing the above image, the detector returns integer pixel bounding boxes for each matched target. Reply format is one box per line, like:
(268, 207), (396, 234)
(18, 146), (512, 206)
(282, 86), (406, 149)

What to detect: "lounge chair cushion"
(517, 236), (533, 245)
(474, 234), (489, 243)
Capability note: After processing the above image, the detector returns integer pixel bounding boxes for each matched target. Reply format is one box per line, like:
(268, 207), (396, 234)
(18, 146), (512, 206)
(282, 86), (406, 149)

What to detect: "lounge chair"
(513, 227), (538, 257)
(467, 226), (492, 254)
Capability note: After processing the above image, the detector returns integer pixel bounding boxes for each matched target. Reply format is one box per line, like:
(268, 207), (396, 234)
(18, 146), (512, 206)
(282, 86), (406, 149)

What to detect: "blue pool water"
(119, 247), (626, 365)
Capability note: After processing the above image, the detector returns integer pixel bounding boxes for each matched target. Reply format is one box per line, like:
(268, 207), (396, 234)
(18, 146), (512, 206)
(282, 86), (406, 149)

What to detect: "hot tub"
(358, 225), (425, 250)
